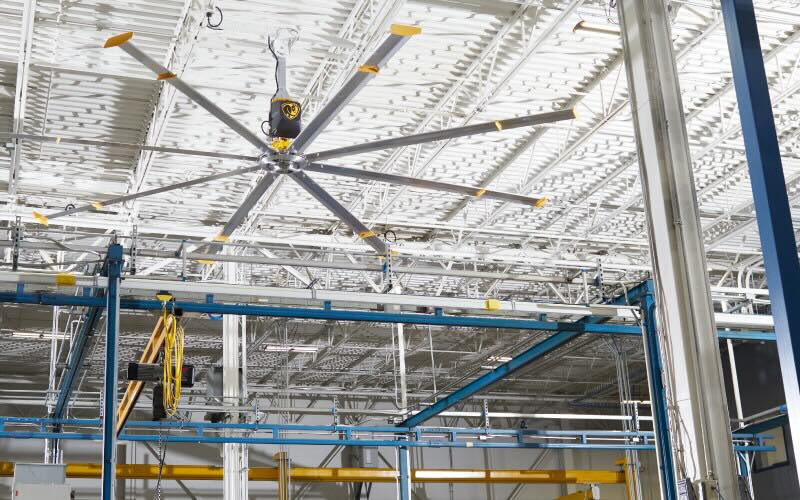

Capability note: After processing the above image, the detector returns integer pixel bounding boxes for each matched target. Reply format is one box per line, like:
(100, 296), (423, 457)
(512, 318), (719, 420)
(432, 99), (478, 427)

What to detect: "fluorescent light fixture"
(573, 20), (621, 37)
(264, 344), (319, 353)
(487, 355), (512, 363)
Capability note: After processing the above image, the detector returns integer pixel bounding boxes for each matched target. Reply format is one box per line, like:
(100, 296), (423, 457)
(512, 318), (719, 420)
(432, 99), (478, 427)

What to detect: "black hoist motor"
(269, 97), (302, 139)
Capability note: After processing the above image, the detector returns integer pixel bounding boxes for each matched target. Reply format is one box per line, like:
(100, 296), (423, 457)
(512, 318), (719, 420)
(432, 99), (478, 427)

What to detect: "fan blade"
(306, 108), (577, 162)
(304, 163), (548, 207)
(32, 165), (264, 225)
(214, 171), (280, 242)
(291, 24), (421, 153)
(1, 133), (259, 162)
(288, 170), (387, 254)
(103, 32), (269, 151)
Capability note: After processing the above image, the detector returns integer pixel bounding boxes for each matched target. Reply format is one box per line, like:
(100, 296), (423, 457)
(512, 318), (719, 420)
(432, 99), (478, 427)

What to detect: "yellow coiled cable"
(161, 303), (184, 417)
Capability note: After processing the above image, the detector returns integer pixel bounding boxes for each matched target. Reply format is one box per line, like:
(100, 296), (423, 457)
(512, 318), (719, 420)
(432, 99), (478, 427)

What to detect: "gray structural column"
(616, 1), (740, 498)
(223, 259), (248, 500)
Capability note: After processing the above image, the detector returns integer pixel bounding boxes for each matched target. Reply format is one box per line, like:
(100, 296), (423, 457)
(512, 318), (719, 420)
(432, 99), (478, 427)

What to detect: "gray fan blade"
(214, 171), (280, 242)
(304, 163), (548, 207)
(104, 32), (269, 150)
(1, 133), (259, 162)
(32, 165), (264, 225)
(306, 108), (577, 162)
(291, 24), (421, 153)
(288, 170), (387, 254)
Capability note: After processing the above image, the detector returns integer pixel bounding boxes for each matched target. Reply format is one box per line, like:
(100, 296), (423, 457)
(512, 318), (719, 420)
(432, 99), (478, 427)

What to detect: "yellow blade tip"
(359, 230), (377, 239)
(358, 64), (380, 74)
(390, 24), (422, 36)
(571, 106), (580, 120)
(213, 233), (230, 242)
(157, 71), (177, 81)
(103, 32), (134, 49)
(533, 197), (548, 208)
(32, 211), (49, 226)
(91, 201), (104, 210)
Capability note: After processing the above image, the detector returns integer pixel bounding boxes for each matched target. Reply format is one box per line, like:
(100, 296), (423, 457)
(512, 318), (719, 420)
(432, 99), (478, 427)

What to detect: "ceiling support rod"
(617, 0), (741, 497)
(720, 0), (800, 483)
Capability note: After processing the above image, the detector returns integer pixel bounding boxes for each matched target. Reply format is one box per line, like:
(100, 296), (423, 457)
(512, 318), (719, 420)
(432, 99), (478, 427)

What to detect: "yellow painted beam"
(116, 315), (170, 434)
(0, 462), (624, 484)
(555, 491), (595, 500)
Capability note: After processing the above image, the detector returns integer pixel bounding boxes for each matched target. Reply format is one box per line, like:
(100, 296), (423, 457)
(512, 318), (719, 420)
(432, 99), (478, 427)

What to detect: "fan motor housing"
(269, 98), (302, 139)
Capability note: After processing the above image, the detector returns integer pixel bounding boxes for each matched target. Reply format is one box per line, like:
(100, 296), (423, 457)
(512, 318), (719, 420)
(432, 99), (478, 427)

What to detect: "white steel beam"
(222, 257), (247, 500)
(8, 0), (36, 197)
(617, 0), (740, 498)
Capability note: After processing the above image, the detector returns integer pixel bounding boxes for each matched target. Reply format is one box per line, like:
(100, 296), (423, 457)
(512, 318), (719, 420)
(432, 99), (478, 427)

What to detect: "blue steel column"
(720, 0), (800, 477)
(101, 244), (123, 500)
(641, 282), (677, 500)
(398, 444), (411, 500)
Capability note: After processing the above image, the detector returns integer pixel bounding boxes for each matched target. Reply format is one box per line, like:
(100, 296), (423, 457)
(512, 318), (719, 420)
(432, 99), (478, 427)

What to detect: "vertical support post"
(398, 445), (411, 500)
(101, 243), (123, 500)
(727, 339), (745, 427)
(617, 0), (741, 497)
(273, 451), (290, 500)
(641, 283), (678, 500)
(720, 0), (800, 479)
(223, 259), (248, 500)
(396, 322), (408, 413)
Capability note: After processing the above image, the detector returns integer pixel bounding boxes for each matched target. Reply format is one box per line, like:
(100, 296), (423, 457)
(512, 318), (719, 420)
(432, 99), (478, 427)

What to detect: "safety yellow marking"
(359, 230), (377, 239)
(155, 292), (173, 302)
(213, 233), (230, 242)
(494, 121), (504, 131)
(103, 32), (134, 48)
(157, 72), (177, 81)
(390, 24), (422, 36)
(533, 196), (548, 208)
(271, 137), (292, 151)
(32, 211), (49, 226)
(91, 202), (104, 210)
(55, 273), (76, 287)
(358, 65), (379, 74)
(474, 188), (487, 198)
(197, 259), (215, 265)
(271, 97), (291, 102)
(485, 299), (501, 311)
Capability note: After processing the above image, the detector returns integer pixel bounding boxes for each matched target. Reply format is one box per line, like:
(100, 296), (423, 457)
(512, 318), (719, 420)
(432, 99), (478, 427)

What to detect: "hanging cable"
(205, 7), (223, 30)
(160, 298), (184, 417)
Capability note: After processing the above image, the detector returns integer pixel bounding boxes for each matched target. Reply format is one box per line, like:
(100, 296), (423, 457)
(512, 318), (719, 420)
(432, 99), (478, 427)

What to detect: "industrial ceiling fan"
(24, 24), (577, 256)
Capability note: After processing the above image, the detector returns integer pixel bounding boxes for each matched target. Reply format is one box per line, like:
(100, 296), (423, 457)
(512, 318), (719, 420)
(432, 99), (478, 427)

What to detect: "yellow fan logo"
(281, 102), (300, 120)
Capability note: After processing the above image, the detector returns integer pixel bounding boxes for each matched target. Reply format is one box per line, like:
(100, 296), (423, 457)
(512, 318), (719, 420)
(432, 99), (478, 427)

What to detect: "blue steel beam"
(721, 0), (800, 476)
(0, 290), (774, 341)
(0, 290), (640, 335)
(52, 255), (110, 419)
(399, 282), (651, 428)
(0, 417), (775, 453)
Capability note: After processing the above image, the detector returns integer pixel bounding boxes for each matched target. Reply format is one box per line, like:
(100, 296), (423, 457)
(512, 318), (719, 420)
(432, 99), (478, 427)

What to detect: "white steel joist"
(618, 0), (740, 498)
(7, 0), (36, 197)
